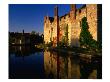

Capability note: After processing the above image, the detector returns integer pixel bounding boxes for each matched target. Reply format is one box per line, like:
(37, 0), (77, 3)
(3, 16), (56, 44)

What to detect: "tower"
(70, 4), (76, 11)
(53, 5), (59, 46)
(70, 4), (76, 20)
(54, 5), (58, 17)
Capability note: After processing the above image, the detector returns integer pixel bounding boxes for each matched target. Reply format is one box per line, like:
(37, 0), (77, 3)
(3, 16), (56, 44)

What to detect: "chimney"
(54, 5), (58, 17)
(23, 29), (24, 34)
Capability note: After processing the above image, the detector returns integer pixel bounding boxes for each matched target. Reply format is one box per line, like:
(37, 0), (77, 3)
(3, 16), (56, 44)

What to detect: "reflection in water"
(44, 51), (102, 79)
(9, 46), (44, 79)
(9, 46), (43, 56)
(9, 46), (102, 79)
(44, 51), (81, 79)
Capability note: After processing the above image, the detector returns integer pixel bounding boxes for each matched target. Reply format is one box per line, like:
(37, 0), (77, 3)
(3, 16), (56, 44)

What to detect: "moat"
(9, 46), (102, 79)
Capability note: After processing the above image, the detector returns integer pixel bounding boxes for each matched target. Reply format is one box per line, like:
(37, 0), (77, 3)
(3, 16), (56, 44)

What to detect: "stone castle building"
(44, 4), (102, 47)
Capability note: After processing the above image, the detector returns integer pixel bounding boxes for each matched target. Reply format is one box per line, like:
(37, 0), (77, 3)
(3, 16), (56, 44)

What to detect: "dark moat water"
(9, 46), (102, 79)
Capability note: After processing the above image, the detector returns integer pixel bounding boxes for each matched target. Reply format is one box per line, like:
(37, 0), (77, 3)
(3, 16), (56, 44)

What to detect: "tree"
(79, 17), (98, 49)
(31, 31), (36, 35)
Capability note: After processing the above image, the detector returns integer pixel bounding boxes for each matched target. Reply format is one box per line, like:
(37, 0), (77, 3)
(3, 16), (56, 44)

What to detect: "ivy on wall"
(79, 17), (99, 50)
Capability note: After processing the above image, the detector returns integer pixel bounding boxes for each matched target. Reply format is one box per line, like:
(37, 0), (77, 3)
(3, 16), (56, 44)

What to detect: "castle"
(44, 4), (102, 47)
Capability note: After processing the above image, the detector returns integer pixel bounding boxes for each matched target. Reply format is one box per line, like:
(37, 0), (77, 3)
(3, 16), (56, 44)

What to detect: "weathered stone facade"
(44, 4), (102, 47)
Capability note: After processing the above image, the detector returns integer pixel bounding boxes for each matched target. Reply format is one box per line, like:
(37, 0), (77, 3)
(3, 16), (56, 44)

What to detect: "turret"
(70, 4), (76, 19)
(54, 5), (58, 17)
(54, 5), (59, 22)
(70, 4), (76, 11)
(54, 5), (59, 46)
(44, 16), (47, 23)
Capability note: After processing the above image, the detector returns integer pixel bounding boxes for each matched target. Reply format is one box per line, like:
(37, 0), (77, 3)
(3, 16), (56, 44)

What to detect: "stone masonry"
(44, 4), (102, 47)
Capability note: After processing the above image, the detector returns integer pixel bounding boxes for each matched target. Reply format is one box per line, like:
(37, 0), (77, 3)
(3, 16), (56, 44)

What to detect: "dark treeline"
(30, 32), (44, 45)
(9, 31), (44, 46)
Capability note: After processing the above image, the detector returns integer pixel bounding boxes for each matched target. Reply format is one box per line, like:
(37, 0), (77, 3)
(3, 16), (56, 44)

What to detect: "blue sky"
(9, 4), (84, 34)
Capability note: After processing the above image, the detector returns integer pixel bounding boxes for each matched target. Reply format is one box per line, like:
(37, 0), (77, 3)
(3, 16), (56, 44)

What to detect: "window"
(68, 14), (70, 17)
(79, 10), (81, 13)
(80, 21), (82, 27)
(64, 16), (65, 19)
(51, 28), (53, 31)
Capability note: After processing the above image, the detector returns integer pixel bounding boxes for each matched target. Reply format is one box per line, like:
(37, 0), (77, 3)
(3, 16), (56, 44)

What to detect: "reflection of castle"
(44, 51), (98, 79)
(44, 51), (81, 79)
(44, 4), (102, 47)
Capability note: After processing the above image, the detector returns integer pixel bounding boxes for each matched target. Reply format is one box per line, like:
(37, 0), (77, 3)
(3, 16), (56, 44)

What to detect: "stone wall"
(51, 17), (58, 46)
(87, 4), (97, 41)
(59, 14), (71, 45)
(44, 4), (99, 47)
(71, 20), (81, 47)
(44, 16), (51, 44)
(71, 6), (86, 47)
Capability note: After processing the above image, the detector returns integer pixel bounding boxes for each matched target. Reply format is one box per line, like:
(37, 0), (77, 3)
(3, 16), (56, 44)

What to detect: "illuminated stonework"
(44, 4), (102, 47)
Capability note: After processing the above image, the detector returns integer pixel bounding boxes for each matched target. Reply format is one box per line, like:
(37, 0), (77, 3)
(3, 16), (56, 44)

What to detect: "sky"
(9, 4), (84, 34)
